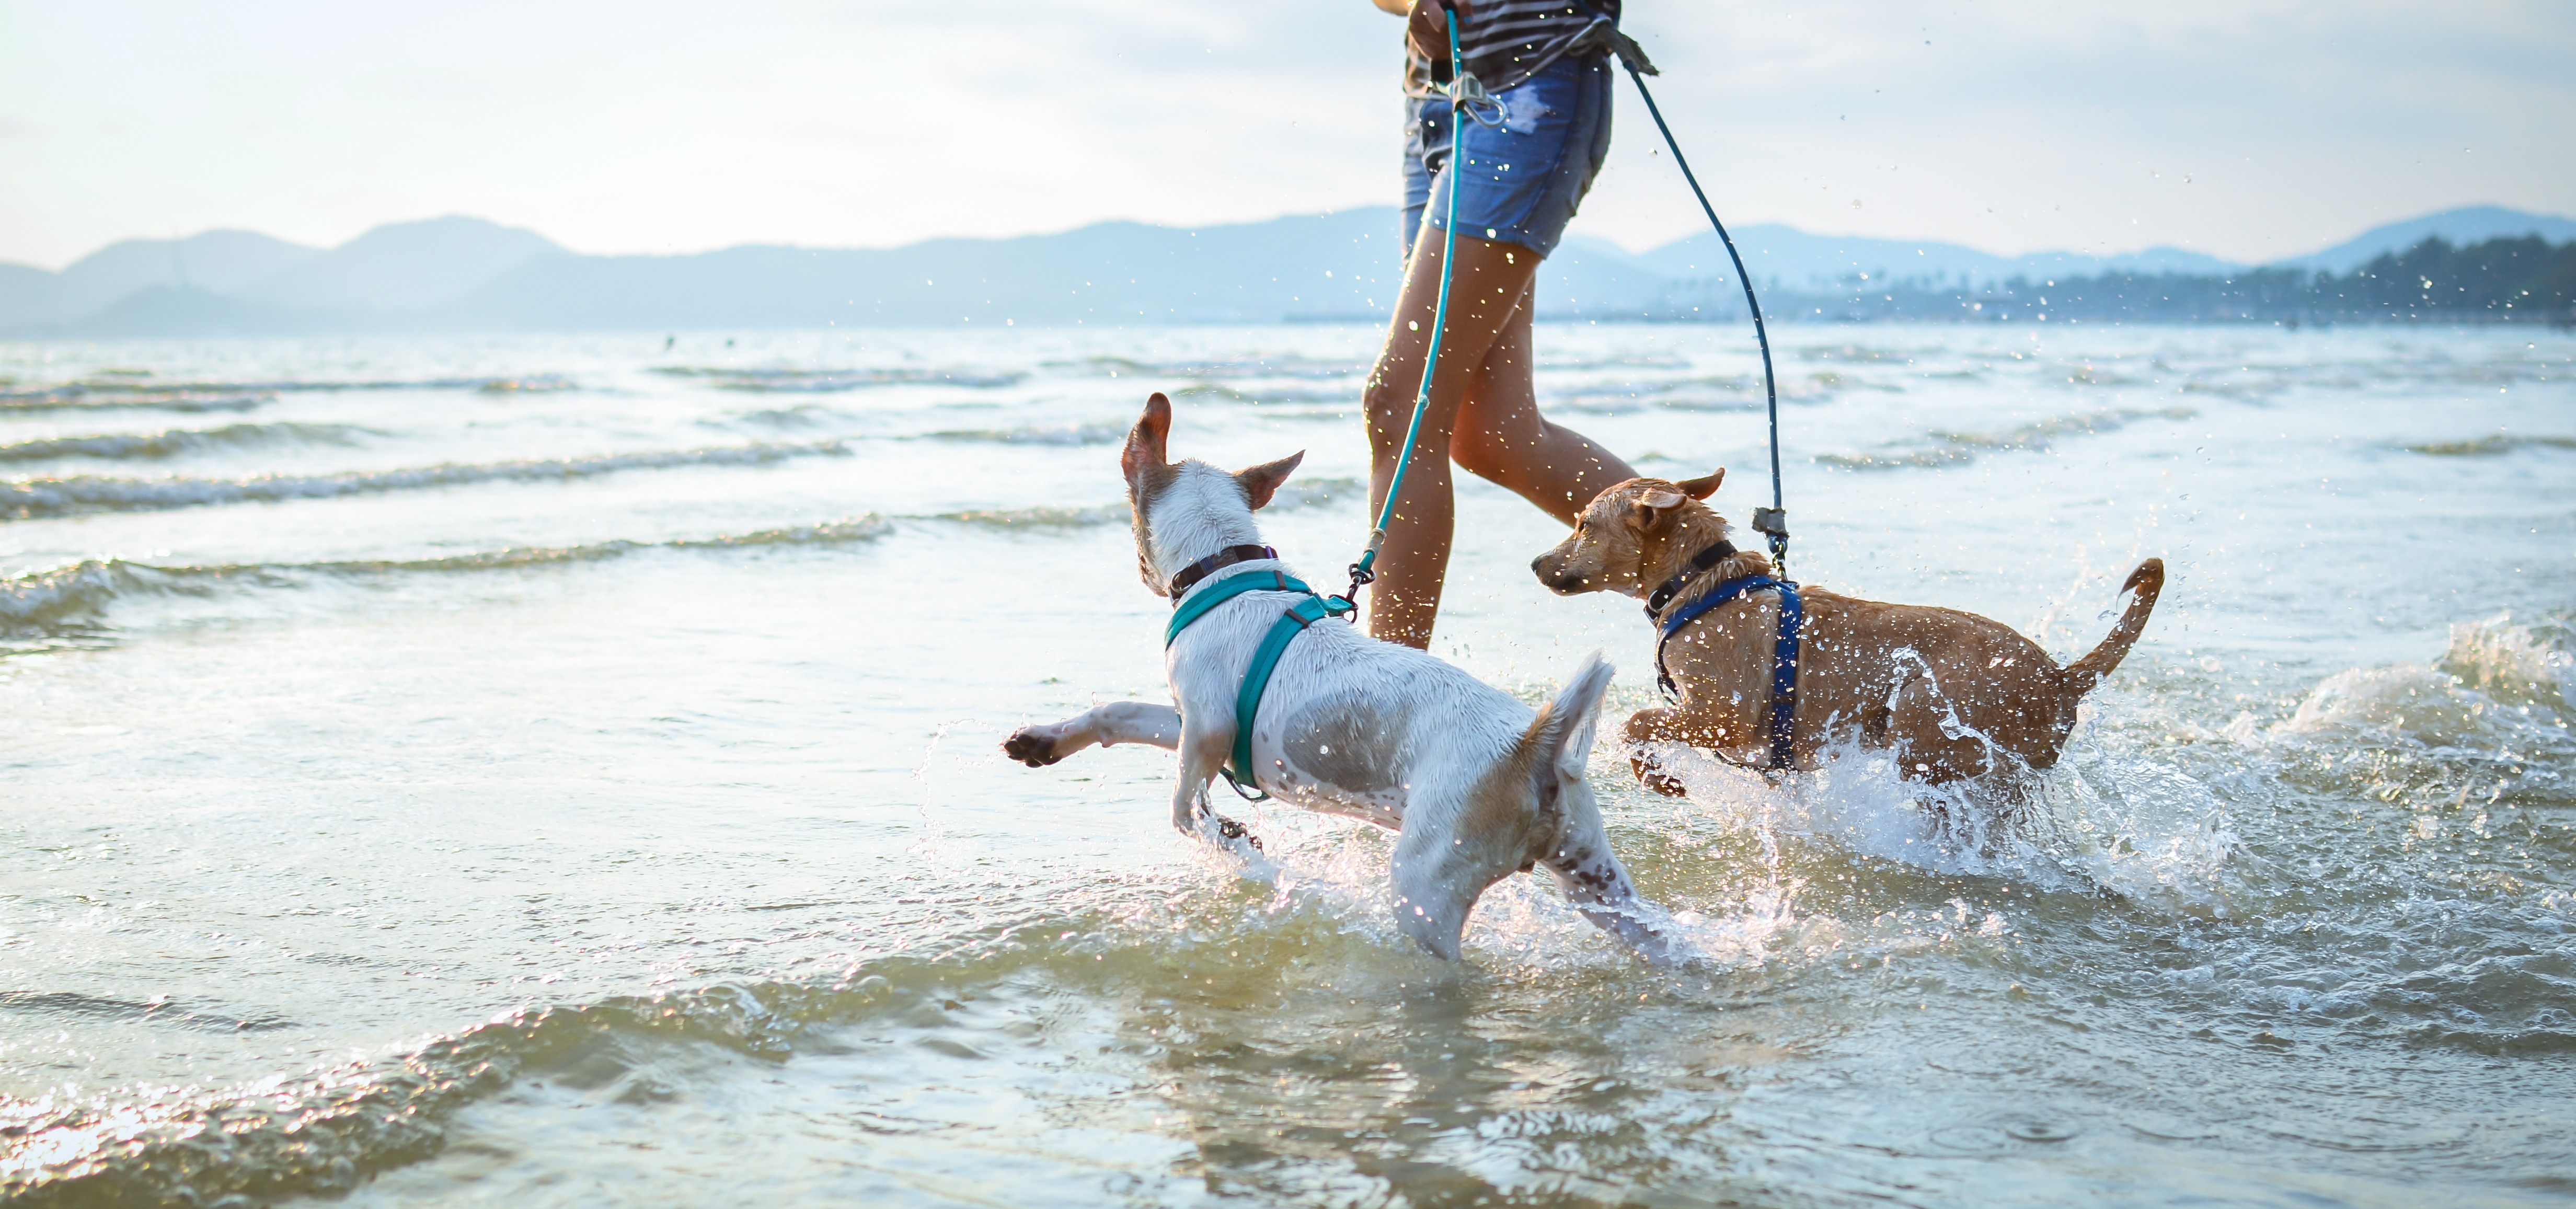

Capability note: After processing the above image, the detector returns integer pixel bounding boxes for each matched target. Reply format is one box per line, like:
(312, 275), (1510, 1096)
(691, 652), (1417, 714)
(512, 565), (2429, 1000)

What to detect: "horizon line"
(14, 200), (2572, 275)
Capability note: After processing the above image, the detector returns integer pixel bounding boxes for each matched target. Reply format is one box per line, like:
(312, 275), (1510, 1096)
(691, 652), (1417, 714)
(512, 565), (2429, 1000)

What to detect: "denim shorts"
(1401, 52), (1614, 260)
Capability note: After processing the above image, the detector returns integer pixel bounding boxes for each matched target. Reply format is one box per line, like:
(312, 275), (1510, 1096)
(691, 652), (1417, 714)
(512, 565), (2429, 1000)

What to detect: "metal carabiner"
(1447, 71), (1506, 129)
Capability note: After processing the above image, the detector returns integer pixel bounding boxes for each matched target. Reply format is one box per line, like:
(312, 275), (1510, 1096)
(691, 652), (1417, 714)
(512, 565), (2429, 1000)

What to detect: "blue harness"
(1164, 553), (1354, 796)
(1653, 570), (1802, 771)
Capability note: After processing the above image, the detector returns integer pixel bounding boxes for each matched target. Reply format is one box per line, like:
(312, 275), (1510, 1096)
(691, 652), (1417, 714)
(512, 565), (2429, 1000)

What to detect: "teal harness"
(1165, 561), (1354, 797)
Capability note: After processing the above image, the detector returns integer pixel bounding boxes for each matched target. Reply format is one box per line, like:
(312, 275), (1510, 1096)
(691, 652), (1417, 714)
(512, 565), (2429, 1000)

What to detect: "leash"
(1588, 20), (1791, 574)
(1336, 1), (1484, 614)
(1651, 568), (1800, 771)
(1578, 9), (1800, 770)
(1156, 5), (1485, 802)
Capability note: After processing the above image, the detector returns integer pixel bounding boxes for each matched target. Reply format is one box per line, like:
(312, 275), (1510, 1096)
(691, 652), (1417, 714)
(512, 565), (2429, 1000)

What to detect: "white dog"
(1003, 394), (1673, 963)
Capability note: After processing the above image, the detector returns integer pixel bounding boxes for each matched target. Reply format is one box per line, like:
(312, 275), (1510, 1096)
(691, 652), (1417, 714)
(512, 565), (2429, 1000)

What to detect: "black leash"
(1597, 35), (1790, 573)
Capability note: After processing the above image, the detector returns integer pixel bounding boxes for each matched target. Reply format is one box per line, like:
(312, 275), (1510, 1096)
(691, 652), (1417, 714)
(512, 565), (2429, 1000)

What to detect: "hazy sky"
(3, 1), (2570, 269)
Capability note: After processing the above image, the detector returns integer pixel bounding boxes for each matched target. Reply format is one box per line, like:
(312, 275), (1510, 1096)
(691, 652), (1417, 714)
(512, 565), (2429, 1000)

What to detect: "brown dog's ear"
(1236, 451), (1304, 510)
(1677, 469), (1724, 499)
(1121, 393), (1171, 483)
(1630, 485), (1687, 532)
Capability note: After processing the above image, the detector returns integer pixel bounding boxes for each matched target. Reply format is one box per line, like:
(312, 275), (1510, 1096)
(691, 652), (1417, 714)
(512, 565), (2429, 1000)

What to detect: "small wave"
(0, 390), (271, 414)
(654, 366), (1025, 392)
(0, 519), (888, 633)
(1652, 735), (2239, 910)
(0, 991), (296, 1034)
(921, 422), (1126, 447)
(306, 519), (894, 576)
(1794, 344), (1926, 365)
(1049, 354), (1362, 381)
(1535, 352), (1693, 372)
(0, 958), (982, 1205)
(0, 422), (372, 464)
(1819, 405), (2196, 471)
(0, 561), (193, 631)
(2404, 434), (2576, 457)
(1269, 475), (1364, 511)
(933, 503), (1132, 527)
(727, 402), (852, 429)
(2278, 614), (2572, 743)
(0, 375), (570, 410)
(1170, 383), (1354, 406)
(2, 441), (849, 521)
(923, 477), (1361, 529)
(473, 376), (575, 394)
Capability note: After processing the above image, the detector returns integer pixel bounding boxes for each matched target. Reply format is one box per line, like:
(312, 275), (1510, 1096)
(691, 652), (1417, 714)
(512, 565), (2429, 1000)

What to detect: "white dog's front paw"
(1002, 724), (1066, 767)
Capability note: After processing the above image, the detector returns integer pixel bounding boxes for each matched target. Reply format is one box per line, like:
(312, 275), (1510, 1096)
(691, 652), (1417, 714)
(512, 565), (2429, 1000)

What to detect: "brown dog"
(1531, 471), (2164, 794)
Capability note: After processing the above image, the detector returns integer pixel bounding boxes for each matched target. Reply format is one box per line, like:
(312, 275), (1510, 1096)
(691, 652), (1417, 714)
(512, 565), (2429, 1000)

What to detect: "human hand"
(1405, 0), (1468, 65)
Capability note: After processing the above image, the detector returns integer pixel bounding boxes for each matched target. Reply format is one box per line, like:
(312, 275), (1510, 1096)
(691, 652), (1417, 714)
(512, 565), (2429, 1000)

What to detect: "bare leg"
(1003, 702), (1181, 767)
(1451, 282), (1637, 525)
(1362, 232), (1539, 649)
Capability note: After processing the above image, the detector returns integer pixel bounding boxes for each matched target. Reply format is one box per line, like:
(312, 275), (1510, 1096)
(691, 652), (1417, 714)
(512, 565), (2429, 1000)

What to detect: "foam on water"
(0, 517), (888, 634)
(1649, 736), (2241, 912)
(0, 422), (374, 464)
(2, 440), (851, 519)
(654, 366), (1027, 391)
(1819, 405), (2199, 471)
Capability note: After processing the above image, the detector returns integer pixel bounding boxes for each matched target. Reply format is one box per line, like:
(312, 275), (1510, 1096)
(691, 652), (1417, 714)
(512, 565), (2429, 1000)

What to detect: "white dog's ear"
(1236, 451), (1305, 510)
(1677, 469), (1724, 499)
(1121, 393), (1171, 483)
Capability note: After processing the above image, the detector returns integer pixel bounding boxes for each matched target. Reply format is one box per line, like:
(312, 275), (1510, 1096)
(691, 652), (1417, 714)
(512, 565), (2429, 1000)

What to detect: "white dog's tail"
(1524, 652), (1680, 966)
(1526, 650), (1617, 782)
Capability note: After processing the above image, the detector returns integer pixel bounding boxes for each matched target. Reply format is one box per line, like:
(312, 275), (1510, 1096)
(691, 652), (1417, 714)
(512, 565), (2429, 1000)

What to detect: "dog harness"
(1649, 545), (1801, 771)
(1164, 548), (1355, 797)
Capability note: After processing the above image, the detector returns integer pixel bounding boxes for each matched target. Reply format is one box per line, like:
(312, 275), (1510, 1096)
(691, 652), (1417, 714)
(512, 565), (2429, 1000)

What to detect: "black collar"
(1167, 544), (1277, 601)
(1643, 539), (1739, 618)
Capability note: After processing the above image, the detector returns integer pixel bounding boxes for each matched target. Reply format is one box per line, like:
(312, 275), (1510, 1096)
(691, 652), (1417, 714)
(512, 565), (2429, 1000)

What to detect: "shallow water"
(1, 322), (2571, 1206)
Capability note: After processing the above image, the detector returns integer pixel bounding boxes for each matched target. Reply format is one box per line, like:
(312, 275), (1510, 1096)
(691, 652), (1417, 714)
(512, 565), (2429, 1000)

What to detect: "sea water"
(1, 322), (2570, 1206)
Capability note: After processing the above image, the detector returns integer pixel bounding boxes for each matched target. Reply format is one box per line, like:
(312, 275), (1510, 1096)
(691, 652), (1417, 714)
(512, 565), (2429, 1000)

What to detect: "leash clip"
(1446, 71), (1506, 129)
(1750, 505), (1790, 570)
(1336, 561), (1374, 624)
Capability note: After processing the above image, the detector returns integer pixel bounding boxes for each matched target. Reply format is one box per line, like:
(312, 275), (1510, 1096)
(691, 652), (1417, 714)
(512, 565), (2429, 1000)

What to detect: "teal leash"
(1334, 4), (1477, 615)
(1174, 8), (1480, 799)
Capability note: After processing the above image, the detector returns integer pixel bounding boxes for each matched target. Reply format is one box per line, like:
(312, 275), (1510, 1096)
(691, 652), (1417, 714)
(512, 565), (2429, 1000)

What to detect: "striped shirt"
(1404, 0), (1620, 97)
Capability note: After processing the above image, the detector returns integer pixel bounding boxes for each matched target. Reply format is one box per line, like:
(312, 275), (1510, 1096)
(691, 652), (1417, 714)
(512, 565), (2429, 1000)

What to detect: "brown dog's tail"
(2060, 559), (2166, 695)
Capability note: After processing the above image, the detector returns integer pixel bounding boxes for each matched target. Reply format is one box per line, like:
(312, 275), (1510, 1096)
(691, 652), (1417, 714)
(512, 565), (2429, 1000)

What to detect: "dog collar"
(1167, 545), (1276, 601)
(1643, 540), (1739, 618)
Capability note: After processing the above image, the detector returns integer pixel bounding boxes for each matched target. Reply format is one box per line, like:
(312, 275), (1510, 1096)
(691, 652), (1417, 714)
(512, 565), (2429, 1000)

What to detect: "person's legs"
(1365, 54), (1628, 648)
(1450, 281), (1636, 524)
(1363, 231), (1536, 649)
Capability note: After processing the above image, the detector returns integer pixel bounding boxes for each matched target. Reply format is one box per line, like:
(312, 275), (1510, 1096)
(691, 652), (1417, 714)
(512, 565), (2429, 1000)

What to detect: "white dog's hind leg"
(1003, 701), (1180, 767)
(1543, 838), (1676, 966)
(1531, 651), (1680, 965)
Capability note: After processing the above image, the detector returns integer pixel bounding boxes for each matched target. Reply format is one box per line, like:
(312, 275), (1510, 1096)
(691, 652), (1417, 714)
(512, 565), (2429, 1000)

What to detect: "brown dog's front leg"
(1622, 708), (1694, 798)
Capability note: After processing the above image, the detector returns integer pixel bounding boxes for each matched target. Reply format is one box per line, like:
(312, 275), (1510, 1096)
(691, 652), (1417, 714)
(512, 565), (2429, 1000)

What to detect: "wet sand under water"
(0, 323), (2571, 1206)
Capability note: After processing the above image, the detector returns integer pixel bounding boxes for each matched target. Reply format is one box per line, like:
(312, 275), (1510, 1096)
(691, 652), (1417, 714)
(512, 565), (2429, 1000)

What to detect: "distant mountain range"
(3, 205), (2569, 338)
